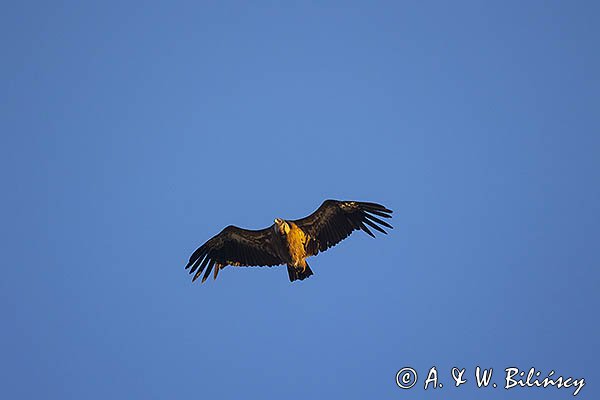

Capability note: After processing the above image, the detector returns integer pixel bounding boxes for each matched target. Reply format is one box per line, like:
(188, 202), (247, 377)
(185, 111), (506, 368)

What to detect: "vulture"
(185, 199), (393, 284)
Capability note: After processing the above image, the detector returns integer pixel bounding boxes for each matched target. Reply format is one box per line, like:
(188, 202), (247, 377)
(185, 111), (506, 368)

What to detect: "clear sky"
(2, 1), (599, 399)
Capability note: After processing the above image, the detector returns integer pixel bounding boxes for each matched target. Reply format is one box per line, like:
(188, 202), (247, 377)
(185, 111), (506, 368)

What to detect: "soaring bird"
(185, 199), (393, 284)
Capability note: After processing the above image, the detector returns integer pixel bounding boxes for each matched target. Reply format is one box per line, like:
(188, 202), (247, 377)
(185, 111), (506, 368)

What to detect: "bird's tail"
(287, 262), (313, 282)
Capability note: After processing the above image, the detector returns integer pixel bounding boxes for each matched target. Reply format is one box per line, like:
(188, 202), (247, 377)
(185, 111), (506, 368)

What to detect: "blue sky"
(2, 1), (599, 399)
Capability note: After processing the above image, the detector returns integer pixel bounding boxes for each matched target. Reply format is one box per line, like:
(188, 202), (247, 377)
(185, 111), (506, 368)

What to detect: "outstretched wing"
(293, 200), (393, 255)
(185, 225), (284, 283)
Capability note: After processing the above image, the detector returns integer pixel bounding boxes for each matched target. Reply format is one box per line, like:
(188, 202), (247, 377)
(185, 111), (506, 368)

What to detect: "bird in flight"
(185, 199), (393, 284)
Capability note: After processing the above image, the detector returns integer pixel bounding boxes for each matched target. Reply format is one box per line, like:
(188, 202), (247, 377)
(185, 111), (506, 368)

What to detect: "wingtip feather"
(358, 221), (376, 238)
(364, 213), (394, 229)
(362, 217), (387, 234)
(201, 260), (216, 283)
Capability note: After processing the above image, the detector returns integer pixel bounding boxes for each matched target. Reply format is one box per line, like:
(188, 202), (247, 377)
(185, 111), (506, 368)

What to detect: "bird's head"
(274, 218), (290, 235)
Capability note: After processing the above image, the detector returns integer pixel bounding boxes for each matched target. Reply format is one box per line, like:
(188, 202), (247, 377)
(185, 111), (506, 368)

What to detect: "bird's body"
(185, 200), (393, 284)
(273, 221), (313, 281)
(277, 221), (308, 265)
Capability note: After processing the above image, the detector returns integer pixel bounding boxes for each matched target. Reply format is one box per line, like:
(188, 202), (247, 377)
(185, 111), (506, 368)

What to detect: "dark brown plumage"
(185, 199), (393, 284)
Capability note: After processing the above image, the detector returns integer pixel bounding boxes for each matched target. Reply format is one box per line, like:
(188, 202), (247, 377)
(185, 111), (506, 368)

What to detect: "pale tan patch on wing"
(226, 261), (242, 267)
(214, 263), (224, 279)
